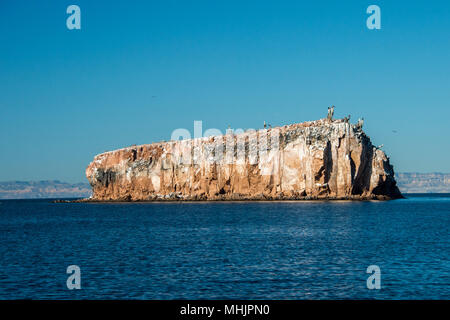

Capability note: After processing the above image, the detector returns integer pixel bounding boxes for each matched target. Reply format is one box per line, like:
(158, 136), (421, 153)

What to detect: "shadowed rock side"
(85, 118), (402, 201)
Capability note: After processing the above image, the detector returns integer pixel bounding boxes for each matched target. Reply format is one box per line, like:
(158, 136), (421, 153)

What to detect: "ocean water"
(0, 194), (448, 300)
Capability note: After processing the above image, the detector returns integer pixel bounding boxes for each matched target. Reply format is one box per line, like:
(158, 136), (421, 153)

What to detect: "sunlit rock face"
(86, 118), (402, 201)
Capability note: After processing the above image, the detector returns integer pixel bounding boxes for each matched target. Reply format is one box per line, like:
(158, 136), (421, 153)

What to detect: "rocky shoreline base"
(54, 193), (402, 203)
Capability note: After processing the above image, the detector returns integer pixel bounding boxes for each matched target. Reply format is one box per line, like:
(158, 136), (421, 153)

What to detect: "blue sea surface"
(0, 194), (449, 299)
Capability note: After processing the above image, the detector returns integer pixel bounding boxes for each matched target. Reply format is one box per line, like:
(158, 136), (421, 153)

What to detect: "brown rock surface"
(85, 118), (402, 201)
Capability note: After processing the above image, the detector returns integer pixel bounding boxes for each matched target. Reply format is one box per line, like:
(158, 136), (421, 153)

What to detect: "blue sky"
(0, 0), (449, 182)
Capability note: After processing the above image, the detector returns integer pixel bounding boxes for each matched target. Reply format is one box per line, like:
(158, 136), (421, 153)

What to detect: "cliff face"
(86, 118), (402, 201)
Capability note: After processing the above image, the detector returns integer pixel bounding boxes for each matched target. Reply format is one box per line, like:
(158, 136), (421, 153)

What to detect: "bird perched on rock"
(327, 106), (335, 121)
(356, 117), (364, 129)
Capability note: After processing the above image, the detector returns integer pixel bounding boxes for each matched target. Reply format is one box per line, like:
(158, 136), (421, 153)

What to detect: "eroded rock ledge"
(85, 118), (402, 201)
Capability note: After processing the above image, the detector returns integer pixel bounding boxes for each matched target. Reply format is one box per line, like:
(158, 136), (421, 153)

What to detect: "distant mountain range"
(0, 180), (92, 199)
(395, 173), (450, 193)
(0, 173), (448, 199)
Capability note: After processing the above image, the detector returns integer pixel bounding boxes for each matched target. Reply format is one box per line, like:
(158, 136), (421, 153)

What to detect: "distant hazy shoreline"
(0, 180), (92, 200)
(0, 173), (449, 199)
(396, 172), (450, 193)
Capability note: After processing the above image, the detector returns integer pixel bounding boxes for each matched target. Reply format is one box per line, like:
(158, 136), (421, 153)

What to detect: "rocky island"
(85, 112), (402, 201)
